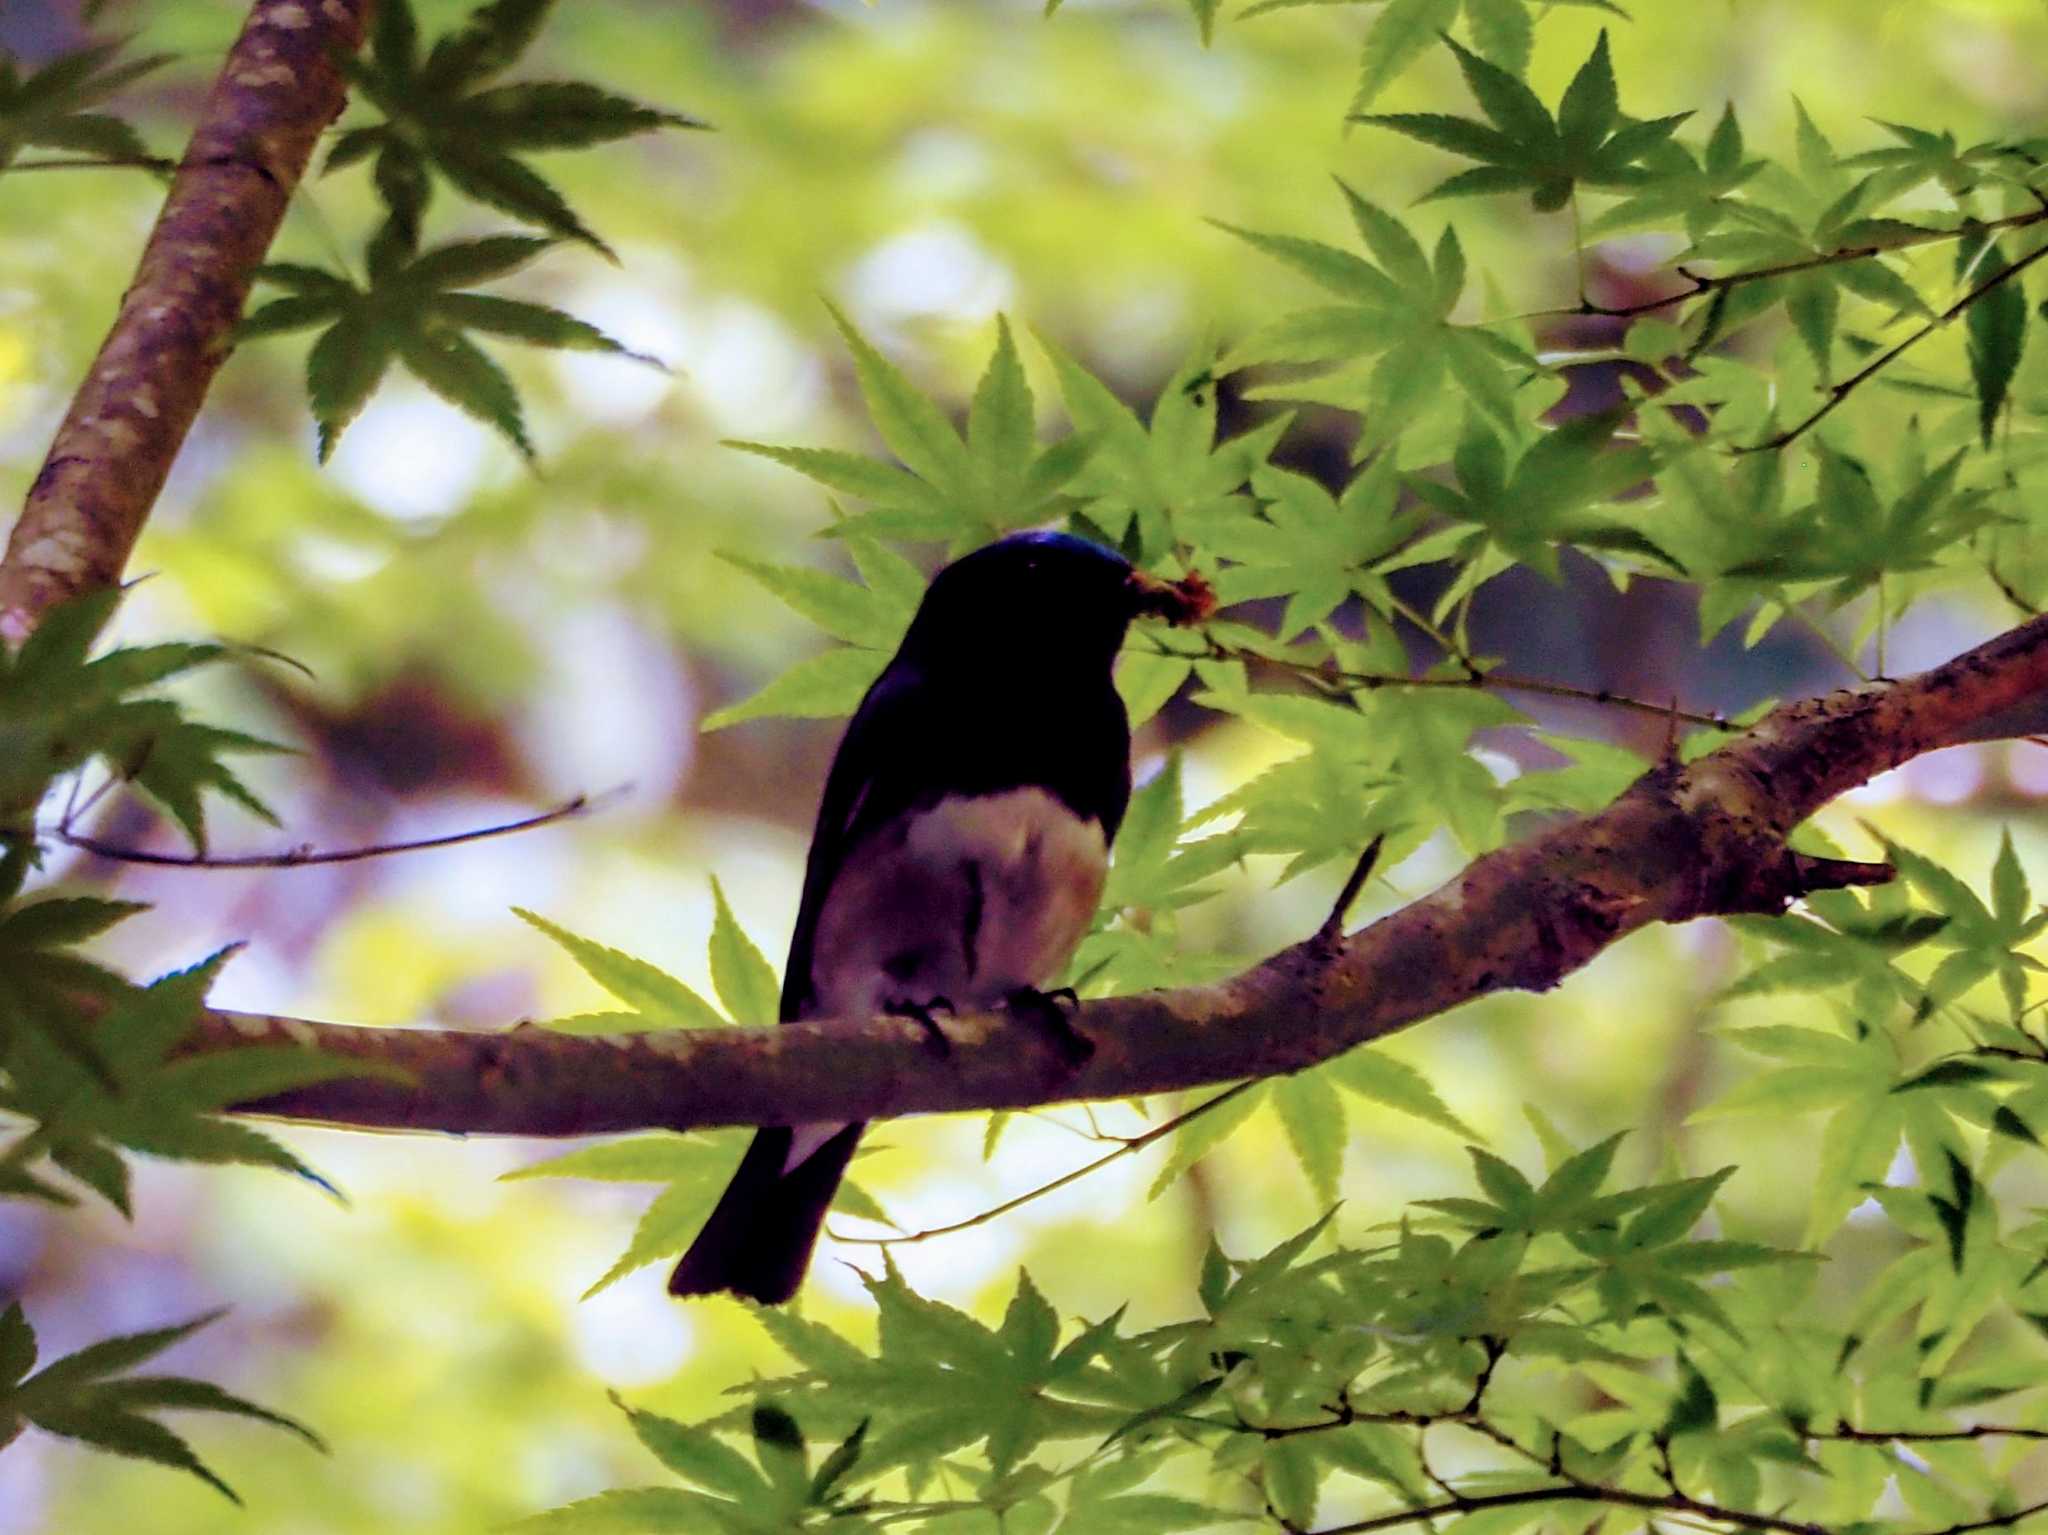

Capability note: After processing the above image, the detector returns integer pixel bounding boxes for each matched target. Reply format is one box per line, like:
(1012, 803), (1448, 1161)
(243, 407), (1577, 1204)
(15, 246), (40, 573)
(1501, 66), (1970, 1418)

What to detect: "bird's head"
(900, 531), (1214, 675)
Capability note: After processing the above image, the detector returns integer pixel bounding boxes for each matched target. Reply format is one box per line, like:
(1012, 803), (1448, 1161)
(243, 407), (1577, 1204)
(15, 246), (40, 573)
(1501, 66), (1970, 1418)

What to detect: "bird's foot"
(1005, 986), (1093, 1067)
(885, 996), (956, 1057)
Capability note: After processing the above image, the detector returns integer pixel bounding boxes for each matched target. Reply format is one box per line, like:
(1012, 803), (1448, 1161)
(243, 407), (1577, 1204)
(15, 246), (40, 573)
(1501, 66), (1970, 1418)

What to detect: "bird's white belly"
(808, 786), (1109, 1018)
(784, 788), (1109, 1172)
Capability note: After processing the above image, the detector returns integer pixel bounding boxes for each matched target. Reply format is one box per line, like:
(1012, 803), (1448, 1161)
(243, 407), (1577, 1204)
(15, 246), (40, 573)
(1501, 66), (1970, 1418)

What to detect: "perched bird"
(669, 529), (1212, 1304)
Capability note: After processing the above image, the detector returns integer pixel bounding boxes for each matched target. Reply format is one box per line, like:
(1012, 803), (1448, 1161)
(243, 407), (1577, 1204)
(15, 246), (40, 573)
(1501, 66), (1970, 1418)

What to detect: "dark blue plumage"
(669, 531), (1205, 1303)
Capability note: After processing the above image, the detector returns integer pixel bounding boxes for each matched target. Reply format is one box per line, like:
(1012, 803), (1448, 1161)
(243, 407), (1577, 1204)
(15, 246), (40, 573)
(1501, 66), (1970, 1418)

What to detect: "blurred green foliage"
(4, 0), (2048, 1531)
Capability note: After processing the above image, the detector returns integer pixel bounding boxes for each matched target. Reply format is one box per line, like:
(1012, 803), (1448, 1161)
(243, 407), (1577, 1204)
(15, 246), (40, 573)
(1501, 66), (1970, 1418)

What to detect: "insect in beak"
(1126, 566), (1217, 627)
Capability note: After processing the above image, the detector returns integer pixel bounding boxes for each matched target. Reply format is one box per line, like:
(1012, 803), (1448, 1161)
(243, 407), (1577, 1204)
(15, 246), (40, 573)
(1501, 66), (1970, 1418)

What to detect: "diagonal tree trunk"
(0, 0), (373, 641)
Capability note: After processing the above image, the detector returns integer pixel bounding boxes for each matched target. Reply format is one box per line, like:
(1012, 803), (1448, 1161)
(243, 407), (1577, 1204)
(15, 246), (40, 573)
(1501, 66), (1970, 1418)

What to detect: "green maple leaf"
(1569, 1168), (1813, 1335)
(0, 590), (285, 874)
(1044, 337), (1291, 565)
(1960, 230), (2029, 446)
(1236, 0), (1626, 116)
(1882, 832), (2048, 1021)
(1587, 103), (1767, 243)
(1688, 1020), (1986, 1247)
(1187, 454), (1425, 638)
(0, 894), (136, 1106)
(1723, 435), (1998, 605)
(699, 535), (925, 729)
(1673, 105), (1939, 369)
(556, 1398), (875, 1533)
(0, 948), (389, 1212)
(1724, 877), (1948, 1022)
(0, 40), (170, 176)
(0, 1306), (321, 1502)
(506, 1130), (751, 1296)
(733, 313), (1099, 549)
(1418, 1134), (1657, 1238)
(733, 1266), (1140, 1485)
(1404, 410), (1658, 583)
(1217, 180), (1543, 448)
(326, 0), (704, 256)
(1839, 121), (2048, 204)
(1357, 31), (1690, 211)
(245, 233), (655, 462)
(514, 907), (728, 1030)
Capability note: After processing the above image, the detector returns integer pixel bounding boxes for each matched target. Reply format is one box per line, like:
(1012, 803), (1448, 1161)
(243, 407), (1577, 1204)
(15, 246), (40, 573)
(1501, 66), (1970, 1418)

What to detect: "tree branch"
(168, 608), (2048, 1138)
(0, 0), (373, 640)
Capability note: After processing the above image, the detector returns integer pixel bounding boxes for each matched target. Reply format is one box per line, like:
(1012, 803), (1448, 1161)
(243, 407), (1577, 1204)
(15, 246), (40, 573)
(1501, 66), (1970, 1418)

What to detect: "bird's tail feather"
(667, 1123), (863, 1304)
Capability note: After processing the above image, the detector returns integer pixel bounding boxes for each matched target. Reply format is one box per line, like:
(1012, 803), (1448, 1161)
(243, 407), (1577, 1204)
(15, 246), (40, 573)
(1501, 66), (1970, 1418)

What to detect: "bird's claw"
(886, 996), (956, 1057)
(1006, 986), (1093, 1067)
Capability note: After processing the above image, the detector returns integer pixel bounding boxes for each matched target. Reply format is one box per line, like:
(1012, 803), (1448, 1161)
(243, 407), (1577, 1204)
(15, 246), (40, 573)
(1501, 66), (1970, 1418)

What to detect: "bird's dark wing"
(778, 660), (930, 1021)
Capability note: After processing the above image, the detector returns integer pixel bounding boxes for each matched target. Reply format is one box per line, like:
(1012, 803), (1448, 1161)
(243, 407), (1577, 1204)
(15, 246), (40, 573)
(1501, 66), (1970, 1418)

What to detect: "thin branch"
(53, 791), (615, 870)
(1490, 206), (2048, 327)
(1174, 634), (1733, 730)
(1340, 662), (1731, 728)
(1739, 235), (2048, 454)
(1921, 1503), (2048, 1535)
(1460, 1336), (1506, 1415)
(1307, 1483), (1836, 1535)
(1812, 1423), (2048, 1445)
(1226, 1394), (2048, 1535)
(827, 1081), (1257, 1246)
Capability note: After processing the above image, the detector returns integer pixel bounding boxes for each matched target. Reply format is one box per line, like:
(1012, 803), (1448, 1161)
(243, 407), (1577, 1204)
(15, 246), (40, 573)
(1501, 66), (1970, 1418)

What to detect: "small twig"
(1918, 1502), (2048, 1535)
(1486, 206), (2048, 327)
(1654, 1434), (1681, 1492)
(1305, 1482), (1837, 1535)
(1334, 660), (1732, 728)
(1460, 1414), (1550, 1471)
(1739, 235), (2048, 454)
(1321, 834), (1386, 943)
(1240, 1396), (1431, 1441)
(1460, 1337), (1506, 1415)
(1170, 634), (1731, 730)
(1812, 1423), (2048, 1445)
(827, 1081), (1258, 1246)
(54, 790), (616, 869)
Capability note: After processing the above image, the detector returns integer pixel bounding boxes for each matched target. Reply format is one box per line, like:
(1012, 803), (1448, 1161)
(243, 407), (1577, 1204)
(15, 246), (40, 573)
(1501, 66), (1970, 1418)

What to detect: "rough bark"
(0, 0), (373, 640)
(180, 609), (2048, 1137)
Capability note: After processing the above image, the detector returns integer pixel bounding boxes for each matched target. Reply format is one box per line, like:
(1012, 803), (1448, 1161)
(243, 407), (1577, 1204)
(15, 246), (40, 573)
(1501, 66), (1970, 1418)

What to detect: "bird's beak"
(1127, 566), (1217, 627)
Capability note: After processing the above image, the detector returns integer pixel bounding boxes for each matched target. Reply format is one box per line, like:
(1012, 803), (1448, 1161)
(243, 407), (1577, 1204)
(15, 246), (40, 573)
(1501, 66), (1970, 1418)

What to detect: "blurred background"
(2, 0), (2047, 1528)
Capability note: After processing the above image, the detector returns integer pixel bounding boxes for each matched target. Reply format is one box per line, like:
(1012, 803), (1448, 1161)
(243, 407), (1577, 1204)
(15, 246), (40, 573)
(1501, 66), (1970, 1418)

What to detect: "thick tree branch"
(180, 609), (2048, 1138)
(0, 0), (373, 640)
